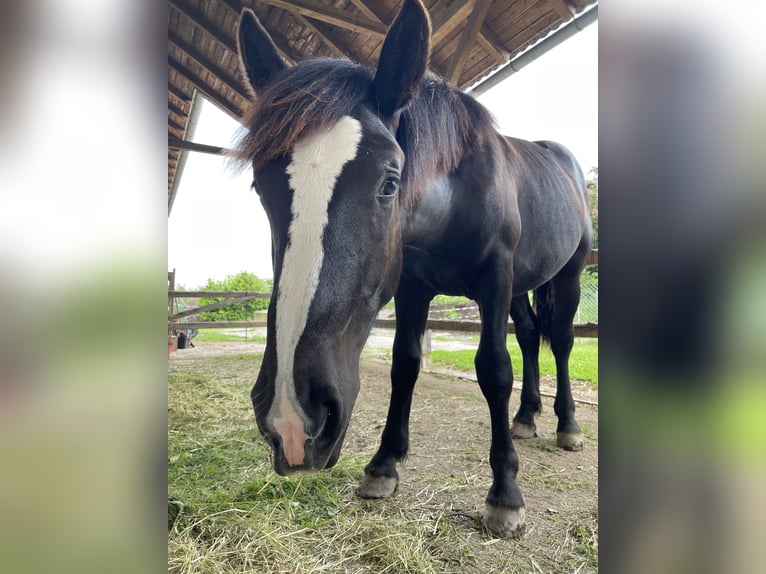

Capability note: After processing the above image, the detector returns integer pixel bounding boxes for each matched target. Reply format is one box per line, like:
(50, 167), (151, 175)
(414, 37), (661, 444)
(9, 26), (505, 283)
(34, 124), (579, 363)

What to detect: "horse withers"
(234, 0), (592, 539)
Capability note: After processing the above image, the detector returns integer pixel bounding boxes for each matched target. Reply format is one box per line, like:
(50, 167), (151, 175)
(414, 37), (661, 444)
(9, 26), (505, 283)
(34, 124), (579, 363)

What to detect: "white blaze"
(269, 115), (363, 466)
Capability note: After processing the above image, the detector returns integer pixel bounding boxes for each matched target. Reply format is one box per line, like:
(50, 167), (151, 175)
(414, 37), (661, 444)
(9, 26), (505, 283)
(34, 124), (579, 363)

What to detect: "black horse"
(234, 0), (592, 539)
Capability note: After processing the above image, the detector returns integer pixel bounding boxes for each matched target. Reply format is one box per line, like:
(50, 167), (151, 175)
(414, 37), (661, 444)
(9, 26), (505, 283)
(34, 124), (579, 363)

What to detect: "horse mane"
(232, 59), (498, 211)
(398, 74), (495, 209)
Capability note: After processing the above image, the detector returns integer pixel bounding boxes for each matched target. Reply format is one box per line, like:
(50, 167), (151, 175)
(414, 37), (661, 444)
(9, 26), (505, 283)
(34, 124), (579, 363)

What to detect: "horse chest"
(402, 245), (486, 297)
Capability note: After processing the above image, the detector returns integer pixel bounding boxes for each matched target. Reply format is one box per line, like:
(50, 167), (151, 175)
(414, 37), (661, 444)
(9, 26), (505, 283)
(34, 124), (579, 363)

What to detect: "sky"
(168, 22), (598, 289)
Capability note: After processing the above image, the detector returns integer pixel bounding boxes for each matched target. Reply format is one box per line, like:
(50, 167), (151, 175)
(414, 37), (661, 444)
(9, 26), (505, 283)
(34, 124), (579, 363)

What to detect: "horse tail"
(534, 282), (555, 346)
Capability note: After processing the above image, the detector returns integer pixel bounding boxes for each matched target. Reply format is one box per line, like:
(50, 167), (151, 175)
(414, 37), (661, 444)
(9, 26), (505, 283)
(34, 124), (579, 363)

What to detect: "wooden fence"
(168, 250), (598, 340)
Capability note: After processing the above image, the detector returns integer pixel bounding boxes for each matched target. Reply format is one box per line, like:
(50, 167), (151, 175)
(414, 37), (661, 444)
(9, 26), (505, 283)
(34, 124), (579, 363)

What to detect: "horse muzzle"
(265, 425), (347, 476)
(258, 397), (349, 476)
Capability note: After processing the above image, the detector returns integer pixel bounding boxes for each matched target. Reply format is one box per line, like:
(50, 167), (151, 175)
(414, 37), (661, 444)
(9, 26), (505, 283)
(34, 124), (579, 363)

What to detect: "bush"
(199, 272), (272, 322)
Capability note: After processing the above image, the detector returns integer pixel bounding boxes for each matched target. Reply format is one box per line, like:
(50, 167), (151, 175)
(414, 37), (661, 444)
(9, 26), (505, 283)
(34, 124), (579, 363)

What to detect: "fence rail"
(168, 252), (598, 339)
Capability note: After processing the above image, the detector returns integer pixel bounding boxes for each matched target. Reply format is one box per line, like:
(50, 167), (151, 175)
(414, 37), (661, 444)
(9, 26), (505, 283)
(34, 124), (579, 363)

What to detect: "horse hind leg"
(510, 294), (542, 439)
(535, 277), (584, 451)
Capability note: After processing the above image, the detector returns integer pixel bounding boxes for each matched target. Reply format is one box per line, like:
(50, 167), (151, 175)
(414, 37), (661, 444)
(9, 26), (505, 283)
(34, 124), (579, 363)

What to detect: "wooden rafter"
(168, 83), (192, 104)
(169, 29), (249, 101)
(346, 0), (388, 24)
(431, 0), (475, 47)
(477, 27), (509, 64)
(168, 115), (186, 133)
(168, 58), (243, 119)
(297, 15), (347, 58)
(168, 100), (187, 118)
(169, 0), (239, 55)
(447, 0), (493, 84)
(257, 0), (386, 37)
(219, 0), (299, 64)
(168, 137), (228, 156)
(547, 0), (575, 21)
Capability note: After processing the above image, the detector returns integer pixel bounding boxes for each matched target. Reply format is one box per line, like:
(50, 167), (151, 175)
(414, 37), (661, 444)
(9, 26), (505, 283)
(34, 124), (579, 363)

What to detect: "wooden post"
(421, 329), (432, 368)
(168, 269), (176, 353)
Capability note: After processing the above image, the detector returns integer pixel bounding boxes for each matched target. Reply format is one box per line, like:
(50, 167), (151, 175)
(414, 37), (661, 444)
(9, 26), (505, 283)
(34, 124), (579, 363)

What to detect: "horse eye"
(379, 177), (399, 197)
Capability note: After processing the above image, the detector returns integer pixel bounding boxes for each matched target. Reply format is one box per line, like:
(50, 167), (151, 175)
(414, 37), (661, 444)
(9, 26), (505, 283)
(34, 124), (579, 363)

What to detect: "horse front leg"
(475, 282), (526, 539)
(357, 284), (431, 499)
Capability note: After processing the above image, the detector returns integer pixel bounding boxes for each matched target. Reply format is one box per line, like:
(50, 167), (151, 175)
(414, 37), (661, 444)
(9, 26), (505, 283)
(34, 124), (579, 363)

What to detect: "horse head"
(236, 0), (431, 474)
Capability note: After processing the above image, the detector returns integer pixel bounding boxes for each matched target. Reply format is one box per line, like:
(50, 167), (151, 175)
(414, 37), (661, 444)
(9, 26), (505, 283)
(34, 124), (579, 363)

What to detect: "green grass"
(193, 329), (267, 343)
(431, 294), (472, 306)
(168, 363), (471, 574)
(430, 338), (598, 386)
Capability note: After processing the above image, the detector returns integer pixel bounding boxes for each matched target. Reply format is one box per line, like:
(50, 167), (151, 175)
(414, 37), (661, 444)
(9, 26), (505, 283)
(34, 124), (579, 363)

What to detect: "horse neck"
(399, 174), (456, 249)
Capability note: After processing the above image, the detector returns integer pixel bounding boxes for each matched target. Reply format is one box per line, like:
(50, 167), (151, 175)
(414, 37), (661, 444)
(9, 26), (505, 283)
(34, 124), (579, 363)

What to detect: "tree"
(585, 166), (598, 280)
(199, 271), (273, 321)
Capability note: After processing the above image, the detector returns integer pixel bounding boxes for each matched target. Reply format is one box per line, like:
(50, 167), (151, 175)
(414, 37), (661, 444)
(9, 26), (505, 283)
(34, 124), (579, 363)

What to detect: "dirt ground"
(171, 335), (598, 572)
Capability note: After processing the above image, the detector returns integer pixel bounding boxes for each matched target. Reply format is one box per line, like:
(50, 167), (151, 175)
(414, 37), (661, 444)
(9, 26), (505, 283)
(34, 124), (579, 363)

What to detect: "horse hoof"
(483, 504), (526, 539)
(511, 421), (537, 439)
(557, 431), (583, 451)
(357, 473), (398, 499)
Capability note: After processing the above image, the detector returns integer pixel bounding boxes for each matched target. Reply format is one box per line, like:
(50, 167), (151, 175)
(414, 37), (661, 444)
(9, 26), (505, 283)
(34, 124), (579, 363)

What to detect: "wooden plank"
(431, 0), (475, 47)
(374, 318), (598, 338)
(477, 28), (509, 64)
(507, 11), (559, 56)
(168, 58), (243, 119)
(167, 116), (186, 133)
(297, 15), (347, 58)
(168, 269), (176, 340)
(346, 0), (387, 24)
(218, 0), (299, 64)
(586, 249), (598, 266)
(169, 29), (249, 101)
(257, 0), (386, 37)
(547, 0), (575, 21)
(170, 290), (272, 298)
(170, 294), (264, 321)
(168, 100), (186, 118)
(168, 83), (192, 104)
(167, 137), (228, 155)
(172, 321), (268, 330)
(170, 319), (597, 337)
(447, 0), (493, 84)
(169, 0), (239, 54)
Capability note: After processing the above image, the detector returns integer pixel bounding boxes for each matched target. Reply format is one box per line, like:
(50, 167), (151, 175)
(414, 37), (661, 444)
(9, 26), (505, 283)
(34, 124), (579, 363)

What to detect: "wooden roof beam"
(257, 0), (386, 37)
(219, 0), (299, 64)
(477, 27), (509, 64)
(346, 0), (388, 24)
(169, 29), (250, 104)
(431, 0), (475, 46)
(168, 100), (187, 118)
(169, 0), (238, 54)
(432, 1), (507, 67)
(547, 0), (576, 21)
(168, 137), (228, 156)
(447, 0), (493, 84)
(168, 58), (243, 119)
(298, 16), (347, 58)
(168, 83), (192, 104)
(168, 116), (186, 133)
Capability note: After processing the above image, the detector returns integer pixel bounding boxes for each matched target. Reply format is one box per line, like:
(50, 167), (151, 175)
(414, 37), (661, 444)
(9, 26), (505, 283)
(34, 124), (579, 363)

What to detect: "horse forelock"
(231, 59), (372, 173)
(231, 60), (499, 212)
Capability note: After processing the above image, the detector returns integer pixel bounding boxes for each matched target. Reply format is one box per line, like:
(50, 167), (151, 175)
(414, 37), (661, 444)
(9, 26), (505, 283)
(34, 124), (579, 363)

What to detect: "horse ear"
(237, 8), (288, 93)
(373, 0), (431, 117)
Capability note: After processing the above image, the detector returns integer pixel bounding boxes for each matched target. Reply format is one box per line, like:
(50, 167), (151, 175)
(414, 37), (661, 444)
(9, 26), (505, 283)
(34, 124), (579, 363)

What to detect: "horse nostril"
(314, 398), (341, 439)
(264, 431), (281, 453)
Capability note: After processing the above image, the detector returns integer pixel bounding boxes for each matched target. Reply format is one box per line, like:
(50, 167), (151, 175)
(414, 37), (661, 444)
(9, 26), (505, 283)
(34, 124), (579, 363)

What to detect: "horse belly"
(512, 204), (586, 294)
